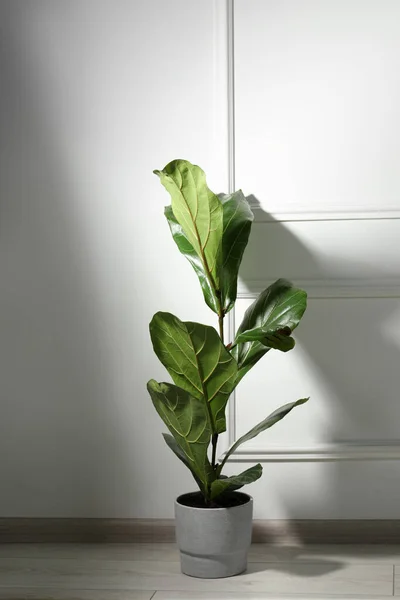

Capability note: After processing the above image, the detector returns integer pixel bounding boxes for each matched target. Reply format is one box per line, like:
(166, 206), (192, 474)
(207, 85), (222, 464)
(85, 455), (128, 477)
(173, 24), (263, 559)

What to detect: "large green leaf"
(231, 279), (307, 383)
(149, 312), (238, 433)
(218, 398), (309, 474)
(164, 205), (219, 313)
(164, 191), (253, 316)
(219, 191), (254, 313)
(210, 464), (262, 500)
(147, 380), (213, 493)
(162, 433), (208, 493)
(165, 192), (254, 315)
(154, 160), (223, 313)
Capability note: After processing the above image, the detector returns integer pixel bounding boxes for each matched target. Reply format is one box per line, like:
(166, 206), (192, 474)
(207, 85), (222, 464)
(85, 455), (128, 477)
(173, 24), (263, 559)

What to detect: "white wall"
(1, 0), (400, 520)
(0, 0), (228, 518)
(228, 0), (400, 519)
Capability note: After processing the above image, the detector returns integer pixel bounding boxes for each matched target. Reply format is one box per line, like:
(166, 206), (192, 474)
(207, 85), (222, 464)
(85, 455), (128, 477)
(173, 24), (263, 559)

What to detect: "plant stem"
(211, 433), (218, 469)
(212, 295), (225, 471)
(215, 288), (224, 343)
(218, 313), (224, 343)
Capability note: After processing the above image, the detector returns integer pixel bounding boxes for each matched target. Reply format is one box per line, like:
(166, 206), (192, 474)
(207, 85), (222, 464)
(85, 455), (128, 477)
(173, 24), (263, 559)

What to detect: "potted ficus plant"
(147, 159), (308, 579)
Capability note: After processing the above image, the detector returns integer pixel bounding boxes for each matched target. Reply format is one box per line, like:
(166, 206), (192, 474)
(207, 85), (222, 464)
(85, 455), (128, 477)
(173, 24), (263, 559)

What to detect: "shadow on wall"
(237, 196), (400, 523)
(0, 3), (133, 517)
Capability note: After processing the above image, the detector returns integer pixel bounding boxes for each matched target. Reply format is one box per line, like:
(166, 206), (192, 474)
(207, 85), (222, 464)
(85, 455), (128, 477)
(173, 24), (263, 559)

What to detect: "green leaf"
(219, 191), (254, 314)
(164, 205), (219, 313)
(231, 279), (307, 383)
(162, 433), (208, 493)
(237, 326), (296, 352)
(210, 464), (262, 500)
(164, 191), (254, 316)
(157, 162), (254, 316)
(155, 160), (223, 313)
(219, 398), (309, 473)
(149, 312), (238, 433)
(147, 380), (213, 492)
(259, 328), (296, 352)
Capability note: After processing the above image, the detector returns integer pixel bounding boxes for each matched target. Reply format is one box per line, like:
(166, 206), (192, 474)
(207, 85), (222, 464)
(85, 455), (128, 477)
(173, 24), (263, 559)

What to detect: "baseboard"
(252, 520), (400, 544)
(0, 519), (175, 543)
(1, 518), (400, 544)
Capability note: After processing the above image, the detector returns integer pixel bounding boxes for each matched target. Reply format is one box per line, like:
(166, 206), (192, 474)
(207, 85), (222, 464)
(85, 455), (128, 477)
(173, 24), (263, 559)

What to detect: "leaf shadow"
(247, 558), (344, 576)
(233, 194), (400, 521)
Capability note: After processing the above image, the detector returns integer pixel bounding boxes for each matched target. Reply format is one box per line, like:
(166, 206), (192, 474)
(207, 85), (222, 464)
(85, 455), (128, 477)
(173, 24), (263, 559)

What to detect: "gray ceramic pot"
(174, 491), (253, 579)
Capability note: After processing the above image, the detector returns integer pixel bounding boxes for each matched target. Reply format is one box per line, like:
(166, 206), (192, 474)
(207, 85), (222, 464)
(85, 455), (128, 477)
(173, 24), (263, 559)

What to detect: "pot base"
(180, 549), (247, 579)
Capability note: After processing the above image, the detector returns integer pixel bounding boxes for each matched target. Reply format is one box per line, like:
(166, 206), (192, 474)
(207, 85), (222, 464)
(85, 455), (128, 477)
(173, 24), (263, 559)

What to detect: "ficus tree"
(147, 159), (308, 506)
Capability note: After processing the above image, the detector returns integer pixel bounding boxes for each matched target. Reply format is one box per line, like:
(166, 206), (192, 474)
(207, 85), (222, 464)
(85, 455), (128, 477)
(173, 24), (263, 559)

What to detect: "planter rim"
(175, 490), (253, 511)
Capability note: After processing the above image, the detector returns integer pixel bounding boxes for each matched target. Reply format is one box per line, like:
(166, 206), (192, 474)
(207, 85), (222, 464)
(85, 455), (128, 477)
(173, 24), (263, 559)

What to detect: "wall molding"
(227, 0), (235, 194)
(249, 205), (400, 223)
(227, 0), (238, 447)
(233, 7), (400, 223)
(237, 278), (400, 299)
(226, 2), (400, 463)
(2, 517), (400, 544)
(226, 443), (400, 463)
(232, 277), (400, 461)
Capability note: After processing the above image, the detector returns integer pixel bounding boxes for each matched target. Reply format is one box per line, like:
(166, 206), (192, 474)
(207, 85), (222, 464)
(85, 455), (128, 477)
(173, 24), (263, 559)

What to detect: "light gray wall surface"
(2, 0), (400, 519)
(0, 0), (227, 517)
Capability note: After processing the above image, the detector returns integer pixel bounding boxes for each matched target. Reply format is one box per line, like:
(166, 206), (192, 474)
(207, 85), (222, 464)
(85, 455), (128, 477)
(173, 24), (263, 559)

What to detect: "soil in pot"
(177, 490), (250, 509)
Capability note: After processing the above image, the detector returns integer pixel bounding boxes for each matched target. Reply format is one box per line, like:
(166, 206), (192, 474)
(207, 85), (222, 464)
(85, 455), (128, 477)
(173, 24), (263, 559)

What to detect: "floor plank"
(393, 564), (400, 595)
(154, 595), (394, 600)
(249, 544), (400, 565)
(1, 544), (400, 565)
(0, 558), (392, 595)
(0, 544), (179, 562)
(0, 591), (154, 600)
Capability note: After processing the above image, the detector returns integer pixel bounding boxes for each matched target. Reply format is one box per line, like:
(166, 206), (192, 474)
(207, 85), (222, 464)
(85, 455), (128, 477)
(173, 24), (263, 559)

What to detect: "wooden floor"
(1, 543), (400, 599)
